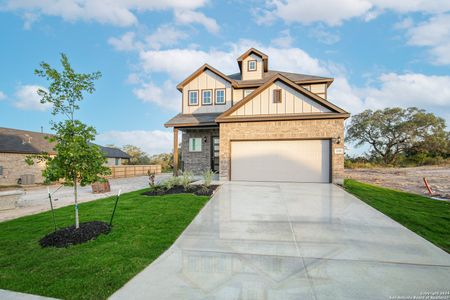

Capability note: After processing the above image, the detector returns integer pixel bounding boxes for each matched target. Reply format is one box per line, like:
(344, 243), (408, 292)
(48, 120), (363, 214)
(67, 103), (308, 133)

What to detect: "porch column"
(173, 127), (179, 176)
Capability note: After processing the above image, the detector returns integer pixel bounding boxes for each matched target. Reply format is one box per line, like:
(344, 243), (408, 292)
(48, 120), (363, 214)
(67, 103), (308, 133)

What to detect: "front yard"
(344, 179), (450, 253)
(0, 189), (209, 299)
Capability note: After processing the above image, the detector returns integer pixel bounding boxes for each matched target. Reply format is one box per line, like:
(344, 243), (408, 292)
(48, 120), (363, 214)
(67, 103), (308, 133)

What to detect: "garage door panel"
(231, 140), (330, 183)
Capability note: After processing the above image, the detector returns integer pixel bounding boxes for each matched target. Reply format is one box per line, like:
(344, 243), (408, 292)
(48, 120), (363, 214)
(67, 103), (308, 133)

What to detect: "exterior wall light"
(333, 136), (341, 144)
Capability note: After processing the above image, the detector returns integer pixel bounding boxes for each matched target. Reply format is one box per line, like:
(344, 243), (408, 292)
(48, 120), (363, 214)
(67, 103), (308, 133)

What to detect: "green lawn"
(0, 189), (209, 299)
(344, 179), (450, 253)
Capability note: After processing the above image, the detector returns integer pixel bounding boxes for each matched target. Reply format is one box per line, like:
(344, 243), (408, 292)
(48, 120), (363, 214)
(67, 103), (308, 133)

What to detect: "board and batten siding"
(301, 83), (327, 99)
(230, 81), (331, 116)
(182, 70), (232, 114)
(241, 54), (263, 81)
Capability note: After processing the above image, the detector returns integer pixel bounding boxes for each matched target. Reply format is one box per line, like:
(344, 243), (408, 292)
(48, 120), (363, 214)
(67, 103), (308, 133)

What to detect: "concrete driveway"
(111, 181), (450, 300)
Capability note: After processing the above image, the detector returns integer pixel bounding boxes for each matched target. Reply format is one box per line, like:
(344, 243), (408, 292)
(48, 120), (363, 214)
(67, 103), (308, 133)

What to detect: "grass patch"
(344, 179), (450, 253)
(0, 189), (209, 299)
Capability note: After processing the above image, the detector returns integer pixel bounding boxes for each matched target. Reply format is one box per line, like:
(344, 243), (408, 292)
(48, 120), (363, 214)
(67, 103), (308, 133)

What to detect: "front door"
(211, 136), (220, 172)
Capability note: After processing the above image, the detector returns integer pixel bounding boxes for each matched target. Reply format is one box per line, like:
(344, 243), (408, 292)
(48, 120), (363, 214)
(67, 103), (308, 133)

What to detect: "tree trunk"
(73, 176), (79, 229)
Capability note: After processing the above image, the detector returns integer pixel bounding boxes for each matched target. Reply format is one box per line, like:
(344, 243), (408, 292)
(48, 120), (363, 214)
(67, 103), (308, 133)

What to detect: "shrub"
(179, 171), (193, 191)
(202, 169), (215, 188)
(163, 176), (181, 190)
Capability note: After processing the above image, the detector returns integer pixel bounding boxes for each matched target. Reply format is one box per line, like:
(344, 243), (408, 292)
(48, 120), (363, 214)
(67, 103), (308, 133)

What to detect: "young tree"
(28, 53), (110, 229)
(346, 107), (448, 164)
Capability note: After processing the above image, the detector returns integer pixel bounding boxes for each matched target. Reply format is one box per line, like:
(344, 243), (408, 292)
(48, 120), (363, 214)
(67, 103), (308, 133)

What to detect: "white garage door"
(231, 139), (330, 183)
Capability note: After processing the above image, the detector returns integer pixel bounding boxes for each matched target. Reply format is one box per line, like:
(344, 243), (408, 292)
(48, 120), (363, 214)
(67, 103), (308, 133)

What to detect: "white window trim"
(189, 138), (202, 152)
(188, 90), (198, 106)
(248, 60), (257, 71)
(215, 89), (225, 104)
(202, 90), (212, 105)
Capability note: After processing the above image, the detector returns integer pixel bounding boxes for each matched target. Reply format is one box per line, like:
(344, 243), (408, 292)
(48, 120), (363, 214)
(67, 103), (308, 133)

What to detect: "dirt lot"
(345, 166), (450, 199)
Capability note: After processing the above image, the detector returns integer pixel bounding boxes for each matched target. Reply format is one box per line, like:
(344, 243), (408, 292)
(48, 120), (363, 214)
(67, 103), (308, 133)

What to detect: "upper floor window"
(202, 89), (212, 105)
(188, 90), (198, 106)
(248, 60), (257, 71)
(215, 89), (225, 104)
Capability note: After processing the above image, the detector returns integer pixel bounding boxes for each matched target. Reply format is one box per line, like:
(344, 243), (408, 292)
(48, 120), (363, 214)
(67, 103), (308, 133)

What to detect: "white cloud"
(327, 72), (450, 125)
(137, 42), (336, 81)
(309, 26), (340, 45)
(96, 130), (173, 155)
(271, 30), (294, 48)
(108, 31), (142, 52)
(146, 25), (188, 49)
(0, 91), (6, 100)
(257, 0), (450, 26)
(174, 10), (220, 33)
(362, 73), (450, 109)
(404, 14), (450, 65)
(133, 80), (179, 111)
(2, 0), (208, 27)
(13, 85), (51, 111)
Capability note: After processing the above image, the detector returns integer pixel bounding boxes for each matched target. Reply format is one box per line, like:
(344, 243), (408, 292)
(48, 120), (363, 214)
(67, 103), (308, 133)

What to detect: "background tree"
(149, 152), (177, 172)
(27, 53), (110, 229)
(346, 107), (449, 165)
(122, 145), (150, 165)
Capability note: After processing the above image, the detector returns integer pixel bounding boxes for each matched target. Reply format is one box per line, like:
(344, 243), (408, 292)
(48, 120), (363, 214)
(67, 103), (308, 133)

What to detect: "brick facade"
(219, 119), (345, 183)
(181, 128), (219, 175)
(0, 153), (46, 185)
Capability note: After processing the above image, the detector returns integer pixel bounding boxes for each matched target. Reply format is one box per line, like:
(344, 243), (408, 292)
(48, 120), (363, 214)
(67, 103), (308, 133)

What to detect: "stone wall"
(181, 128), (219, 175)
(219, 119), (345, 183)
(0, 153), (46, 185)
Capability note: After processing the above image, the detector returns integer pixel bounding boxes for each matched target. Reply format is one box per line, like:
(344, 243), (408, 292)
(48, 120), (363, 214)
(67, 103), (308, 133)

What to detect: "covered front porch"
(166, 113), (223, 176)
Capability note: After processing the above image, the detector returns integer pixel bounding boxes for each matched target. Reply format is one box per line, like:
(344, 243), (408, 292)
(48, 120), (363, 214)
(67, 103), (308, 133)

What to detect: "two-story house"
(165, 48), (349, 183)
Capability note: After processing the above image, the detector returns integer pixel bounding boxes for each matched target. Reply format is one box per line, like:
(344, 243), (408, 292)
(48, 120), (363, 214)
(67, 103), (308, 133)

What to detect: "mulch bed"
(142, 185), (219, 197)
(39, 221), (111, 248)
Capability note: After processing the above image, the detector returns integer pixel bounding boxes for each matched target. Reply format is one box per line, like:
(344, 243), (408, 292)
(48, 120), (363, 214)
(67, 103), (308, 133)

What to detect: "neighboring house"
(99, 145), (131, 166)
(165, 48), (350, 183)
(0, 127), (130, 185)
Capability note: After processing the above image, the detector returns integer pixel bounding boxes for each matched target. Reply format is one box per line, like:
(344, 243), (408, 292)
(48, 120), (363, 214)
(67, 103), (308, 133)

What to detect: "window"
(202, 90), (212, 105)
(188, 90), (198, 106)
(273, 89), (282, 103)
(215, 89), (225, 104)
(244, 89), (254, 97)
(115, 158), (120, 166)
(248, 60), (257, 71)
(189, 138), (202, 152)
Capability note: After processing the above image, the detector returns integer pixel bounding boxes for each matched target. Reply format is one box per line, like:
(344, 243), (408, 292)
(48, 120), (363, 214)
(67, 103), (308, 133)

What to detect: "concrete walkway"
(0, 174), (170, 222)
(0, 289), (57, 300)
(110, 181), (450, 300)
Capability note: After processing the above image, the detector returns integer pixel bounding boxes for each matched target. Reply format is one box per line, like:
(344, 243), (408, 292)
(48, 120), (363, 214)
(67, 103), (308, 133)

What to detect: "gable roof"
(0, 127), (56, 154)
(228, 70), (334, 87)
(97, 145), (131, 159)
(176, 64), (234, 92)
(216, 73), (349, 122)
(0, 127), (130, 158)
(237, 48), (269, 72)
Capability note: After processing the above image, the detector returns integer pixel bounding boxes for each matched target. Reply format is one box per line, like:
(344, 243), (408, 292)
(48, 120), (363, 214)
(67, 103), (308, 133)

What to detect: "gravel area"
(345, 166), (450, 199)
(0, 174), (171, 222)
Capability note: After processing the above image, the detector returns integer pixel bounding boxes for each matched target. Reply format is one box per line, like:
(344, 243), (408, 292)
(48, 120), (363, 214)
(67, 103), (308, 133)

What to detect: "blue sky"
(0, 0), (449, 155)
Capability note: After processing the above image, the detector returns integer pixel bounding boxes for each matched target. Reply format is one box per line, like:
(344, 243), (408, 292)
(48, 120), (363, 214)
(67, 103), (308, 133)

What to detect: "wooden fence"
(107, 165), (162, 179)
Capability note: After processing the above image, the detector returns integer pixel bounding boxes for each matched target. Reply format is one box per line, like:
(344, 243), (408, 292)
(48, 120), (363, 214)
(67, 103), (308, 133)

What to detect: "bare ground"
(345, 165), (450, 199)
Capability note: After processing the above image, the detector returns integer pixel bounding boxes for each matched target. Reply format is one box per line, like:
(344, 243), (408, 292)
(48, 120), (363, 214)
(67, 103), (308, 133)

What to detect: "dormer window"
(248, 60), (257, 71)
(188, 90), (198, 106)
(202, 89), (212, 105)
